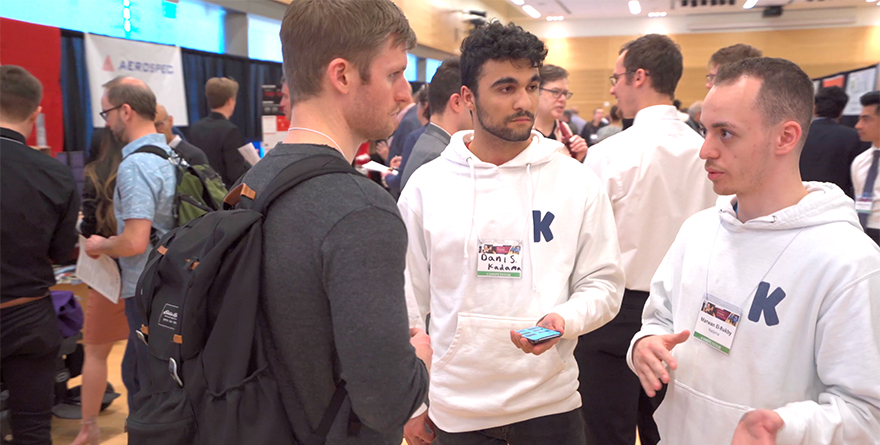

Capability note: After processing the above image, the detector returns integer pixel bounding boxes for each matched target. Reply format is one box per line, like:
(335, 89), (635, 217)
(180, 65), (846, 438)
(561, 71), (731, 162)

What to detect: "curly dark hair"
(814, 86), (848, 119)
(460, 21), (547, 96)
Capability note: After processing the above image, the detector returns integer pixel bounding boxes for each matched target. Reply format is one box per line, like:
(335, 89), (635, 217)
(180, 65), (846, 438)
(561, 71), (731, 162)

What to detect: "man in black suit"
(800, 86), (870, 198)
(1, 65), (80, 445)
(386, 84), (427, 198)
(188, 77), (249, 187)
(154, 104), (209, 166)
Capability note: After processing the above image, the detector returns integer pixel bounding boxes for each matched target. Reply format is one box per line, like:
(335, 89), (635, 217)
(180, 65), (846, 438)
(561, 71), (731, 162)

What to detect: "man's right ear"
(327, 58), (353, 95)
(449, 93), (463, 113)
(461, 86), (476, 113)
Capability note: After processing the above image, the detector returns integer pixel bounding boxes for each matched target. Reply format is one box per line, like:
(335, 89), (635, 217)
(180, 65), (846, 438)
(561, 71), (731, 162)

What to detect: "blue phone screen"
(516, 326), (561, 343)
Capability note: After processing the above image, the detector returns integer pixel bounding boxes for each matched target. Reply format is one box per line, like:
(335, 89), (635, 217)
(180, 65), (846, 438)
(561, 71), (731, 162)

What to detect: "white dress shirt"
(169, 134), (182, 149)
(851, 145), (880, 229)
(586, 105), (717, 291)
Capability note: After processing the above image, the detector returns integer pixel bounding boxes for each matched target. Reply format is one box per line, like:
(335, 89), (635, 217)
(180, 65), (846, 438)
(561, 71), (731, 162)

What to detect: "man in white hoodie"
(399, 21), (625, 445)
(629, 57), (880, 444)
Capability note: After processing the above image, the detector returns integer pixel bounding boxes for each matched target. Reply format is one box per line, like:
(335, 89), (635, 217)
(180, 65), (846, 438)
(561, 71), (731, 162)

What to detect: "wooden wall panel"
(544, 26), (880, 114)
(392, 0), (516, 54)
(392, 0), (462, 54)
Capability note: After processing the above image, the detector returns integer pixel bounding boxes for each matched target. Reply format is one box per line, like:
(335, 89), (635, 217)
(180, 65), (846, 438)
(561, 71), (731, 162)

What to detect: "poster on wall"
(821, 75), (845, 89)
(84, 33), (188, 127)
(260, 84), (289, 154)
(813, 63), (880, 117)
(843, 66), (879, 116)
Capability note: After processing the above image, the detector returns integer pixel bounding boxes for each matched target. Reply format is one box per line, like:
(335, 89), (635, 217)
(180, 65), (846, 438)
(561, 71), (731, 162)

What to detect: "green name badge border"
(477, 271), (521, 278)
(694, 331), (730, 354)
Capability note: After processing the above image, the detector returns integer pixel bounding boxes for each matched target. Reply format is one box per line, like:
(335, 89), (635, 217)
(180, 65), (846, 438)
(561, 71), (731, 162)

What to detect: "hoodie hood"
(717, 182), (861, 232)
(442, 130), (568, 168)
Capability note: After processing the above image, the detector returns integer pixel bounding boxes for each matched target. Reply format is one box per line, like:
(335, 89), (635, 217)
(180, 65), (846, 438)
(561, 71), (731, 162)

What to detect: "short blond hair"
(205, 77), (239, 109)
(280, 0), (416, 104)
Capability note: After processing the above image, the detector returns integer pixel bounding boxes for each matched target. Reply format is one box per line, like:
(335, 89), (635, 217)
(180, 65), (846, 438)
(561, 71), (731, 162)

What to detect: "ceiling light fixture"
(648, 11), (668, 17)
(629, 0), (642, 14)
(743, 0), (759, 9)
(510, 0), (525, 5)
(522, 4), (541, 18)
(546, 15), (565, 21)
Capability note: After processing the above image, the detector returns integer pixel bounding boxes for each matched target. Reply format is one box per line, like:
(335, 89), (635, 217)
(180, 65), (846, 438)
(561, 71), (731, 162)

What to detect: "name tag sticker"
(856, 196), (872, 214)
(477, 241), (522, 278)
(694, 294), (741, 354)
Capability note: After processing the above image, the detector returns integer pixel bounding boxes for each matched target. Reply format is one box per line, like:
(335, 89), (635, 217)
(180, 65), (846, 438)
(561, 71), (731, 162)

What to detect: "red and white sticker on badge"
(477, 241), (523, 278)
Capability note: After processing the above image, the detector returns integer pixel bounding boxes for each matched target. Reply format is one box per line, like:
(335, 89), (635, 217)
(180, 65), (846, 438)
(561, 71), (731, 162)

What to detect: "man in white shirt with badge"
(851, 91), (880, 245)
(580, 33), (717, 445)
(631, 57), (880, 444)
(400, 21), (625, 445)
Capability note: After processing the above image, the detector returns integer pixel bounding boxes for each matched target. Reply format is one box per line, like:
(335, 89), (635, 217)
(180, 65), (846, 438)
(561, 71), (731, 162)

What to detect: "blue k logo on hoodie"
(533, 211), (555, 242)
(748, 281), (785, 326)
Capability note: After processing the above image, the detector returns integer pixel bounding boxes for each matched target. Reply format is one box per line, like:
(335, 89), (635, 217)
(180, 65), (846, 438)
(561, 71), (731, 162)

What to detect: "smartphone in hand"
(516, 326), (562, 344)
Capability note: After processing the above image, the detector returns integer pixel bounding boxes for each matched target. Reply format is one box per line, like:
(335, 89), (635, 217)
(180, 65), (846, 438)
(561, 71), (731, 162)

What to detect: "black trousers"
(1, 297), (61, 445)
(435, 408), (586, 445)
(575, 289), (665, 445)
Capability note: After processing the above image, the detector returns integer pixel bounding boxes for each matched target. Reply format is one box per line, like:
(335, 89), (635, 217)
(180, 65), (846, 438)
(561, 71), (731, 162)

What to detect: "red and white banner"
(85, 33), (188, 126)
(0, 18), (64, 154)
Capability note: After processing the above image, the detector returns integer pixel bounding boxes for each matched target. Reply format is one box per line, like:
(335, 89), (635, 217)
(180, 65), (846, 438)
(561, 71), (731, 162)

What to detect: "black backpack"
(127, 154), (359, 445)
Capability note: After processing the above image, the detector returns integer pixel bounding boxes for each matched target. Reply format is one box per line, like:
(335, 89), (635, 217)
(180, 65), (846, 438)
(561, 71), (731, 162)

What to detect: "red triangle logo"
(102, 55), (114, 72)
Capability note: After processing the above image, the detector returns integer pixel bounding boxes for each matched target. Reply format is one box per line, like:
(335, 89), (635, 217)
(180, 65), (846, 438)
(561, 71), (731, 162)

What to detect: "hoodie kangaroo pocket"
(431, 313), (567, 415)
(654, 379), (752, 444)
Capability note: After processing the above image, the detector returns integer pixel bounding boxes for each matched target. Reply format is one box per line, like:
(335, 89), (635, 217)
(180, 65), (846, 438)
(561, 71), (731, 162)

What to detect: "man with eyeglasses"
(533, 64), (587, 161)
(579, 33), (717, 445)
(84, 76), (176, 413)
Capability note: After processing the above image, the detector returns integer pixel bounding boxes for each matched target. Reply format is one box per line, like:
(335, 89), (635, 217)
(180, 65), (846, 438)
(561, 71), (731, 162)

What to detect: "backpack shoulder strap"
(130, 144), (171, 160)
(243, 154), (356, 214)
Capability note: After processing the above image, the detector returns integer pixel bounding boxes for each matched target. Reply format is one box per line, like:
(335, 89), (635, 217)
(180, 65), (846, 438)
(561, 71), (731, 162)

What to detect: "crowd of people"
(1, 0), (879, 444)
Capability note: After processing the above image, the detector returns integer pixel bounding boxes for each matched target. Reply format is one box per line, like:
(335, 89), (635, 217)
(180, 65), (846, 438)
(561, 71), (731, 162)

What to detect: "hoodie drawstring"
(464, 155), (540, 295)
(525, 163), (539, 293)
(465, 156), (477, 259)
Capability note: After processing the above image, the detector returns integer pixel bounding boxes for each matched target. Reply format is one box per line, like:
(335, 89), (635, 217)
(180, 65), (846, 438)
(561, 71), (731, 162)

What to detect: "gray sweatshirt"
(242, 144), (429, 444)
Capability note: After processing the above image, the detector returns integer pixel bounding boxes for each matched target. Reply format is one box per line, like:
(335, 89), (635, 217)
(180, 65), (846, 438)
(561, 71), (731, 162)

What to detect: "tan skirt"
(82, 288), (128, 345)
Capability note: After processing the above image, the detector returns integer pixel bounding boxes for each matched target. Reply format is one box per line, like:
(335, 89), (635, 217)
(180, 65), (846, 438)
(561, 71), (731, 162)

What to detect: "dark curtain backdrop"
(60, 30), (94, 156)
(57, 31), (282, 154)
(181, 48), (283, 143)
